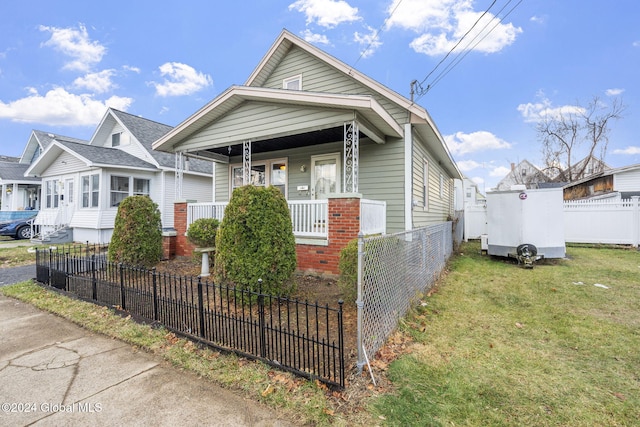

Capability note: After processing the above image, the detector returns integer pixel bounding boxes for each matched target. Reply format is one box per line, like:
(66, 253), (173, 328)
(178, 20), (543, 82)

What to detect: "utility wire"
(417, 0), (497, 89)
(352, 0), (404, 67)
(416, 0), (524, 100)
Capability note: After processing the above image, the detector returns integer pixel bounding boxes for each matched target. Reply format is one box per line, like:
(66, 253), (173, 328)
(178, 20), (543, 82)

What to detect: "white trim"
(283, 74), (302, 90)
(404, 124), (412, 231)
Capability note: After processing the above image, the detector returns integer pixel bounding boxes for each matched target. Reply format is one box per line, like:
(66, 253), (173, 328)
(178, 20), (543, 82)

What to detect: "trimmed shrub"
(187, 218), (220, 248)
(338, 238), (358, 304)
(214, 185), (297, 296)
(108, 196), (162, 268)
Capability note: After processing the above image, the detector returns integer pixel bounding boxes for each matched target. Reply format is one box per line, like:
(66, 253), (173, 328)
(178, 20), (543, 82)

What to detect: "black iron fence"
(35, 244), (345, 388)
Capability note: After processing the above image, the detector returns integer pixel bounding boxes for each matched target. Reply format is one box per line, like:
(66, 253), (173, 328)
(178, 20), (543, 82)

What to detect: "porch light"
(5, 187), (12, 195)
(300, 165), (307, 173)
(280, 165), (286, 171)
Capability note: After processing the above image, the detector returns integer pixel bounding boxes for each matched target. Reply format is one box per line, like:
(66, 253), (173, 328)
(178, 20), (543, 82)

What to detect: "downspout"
(404, 123), (413, 231)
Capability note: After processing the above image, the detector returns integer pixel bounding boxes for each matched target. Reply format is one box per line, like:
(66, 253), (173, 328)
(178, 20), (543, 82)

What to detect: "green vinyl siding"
(412, 131), (454, 227)
(262, 46), (409, 124)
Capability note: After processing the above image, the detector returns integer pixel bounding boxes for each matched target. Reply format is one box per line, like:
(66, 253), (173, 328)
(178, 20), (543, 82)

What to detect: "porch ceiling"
(203, 126), (358, 157)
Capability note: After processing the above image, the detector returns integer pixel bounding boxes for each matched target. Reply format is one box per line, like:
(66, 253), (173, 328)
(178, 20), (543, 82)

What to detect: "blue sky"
(0, 0), (638, 191)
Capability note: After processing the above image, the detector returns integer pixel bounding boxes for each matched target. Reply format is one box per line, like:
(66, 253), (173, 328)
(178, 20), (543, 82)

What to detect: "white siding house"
(25, 108), (213, 243)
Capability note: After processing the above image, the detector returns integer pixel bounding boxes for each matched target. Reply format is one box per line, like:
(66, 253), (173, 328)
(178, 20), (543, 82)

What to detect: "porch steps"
(30, 226), (73, 244)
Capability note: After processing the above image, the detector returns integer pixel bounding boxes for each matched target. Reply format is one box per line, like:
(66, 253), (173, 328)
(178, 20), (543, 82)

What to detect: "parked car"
(0, 215), (36, 239)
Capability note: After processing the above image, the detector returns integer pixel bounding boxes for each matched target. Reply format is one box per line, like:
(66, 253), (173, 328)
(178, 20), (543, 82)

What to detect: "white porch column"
(343, 121), (359, 193)
(242, 140), (251, 185)
(404, 123), (413, 231)
(175, 152), (184, 200)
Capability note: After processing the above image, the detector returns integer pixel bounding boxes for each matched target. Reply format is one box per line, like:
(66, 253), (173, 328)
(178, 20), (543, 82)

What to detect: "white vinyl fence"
(464, 197), (640, 247)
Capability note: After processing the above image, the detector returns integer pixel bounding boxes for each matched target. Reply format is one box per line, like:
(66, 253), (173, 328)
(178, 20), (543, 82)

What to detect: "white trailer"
(486, 187), (565, 266)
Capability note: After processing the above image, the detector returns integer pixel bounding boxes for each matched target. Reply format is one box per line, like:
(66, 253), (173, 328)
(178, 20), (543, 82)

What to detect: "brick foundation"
(173, 195), (362, 275)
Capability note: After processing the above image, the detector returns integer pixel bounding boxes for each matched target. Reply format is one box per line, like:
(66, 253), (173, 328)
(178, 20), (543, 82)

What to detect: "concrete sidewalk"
(0, 295), (294, 426)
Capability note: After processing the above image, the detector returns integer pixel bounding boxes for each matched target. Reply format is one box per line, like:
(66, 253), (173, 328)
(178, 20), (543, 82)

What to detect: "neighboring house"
(563, 163), (640, 200)
(494, 160), (550, 191)
(25, 108), (214, 243)
(152, 30), (461, 273)
(1, 130), (83, 212)
(455, 176), (484, 210)
(556, 154), (609, 183)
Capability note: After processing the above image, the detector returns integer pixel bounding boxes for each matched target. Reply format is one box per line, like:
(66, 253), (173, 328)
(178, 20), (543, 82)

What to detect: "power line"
(419, 0), (524, 100)
(412, 0), (524, 102)
(352, 0), (404, 67)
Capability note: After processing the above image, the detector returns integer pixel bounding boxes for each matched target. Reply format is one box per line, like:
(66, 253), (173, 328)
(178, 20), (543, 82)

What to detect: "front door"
(311, 153), (341, 199)
(62, 178), (75, 224)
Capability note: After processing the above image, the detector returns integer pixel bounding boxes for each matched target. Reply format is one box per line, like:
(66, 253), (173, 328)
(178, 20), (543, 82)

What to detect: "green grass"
(371, 242), (640, 426)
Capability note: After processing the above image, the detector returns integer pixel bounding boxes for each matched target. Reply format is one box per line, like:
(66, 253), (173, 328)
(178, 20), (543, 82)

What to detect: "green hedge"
(214, 186), (297, 296)
(108, 196), (162, 268)
(187, 218), (220, 248)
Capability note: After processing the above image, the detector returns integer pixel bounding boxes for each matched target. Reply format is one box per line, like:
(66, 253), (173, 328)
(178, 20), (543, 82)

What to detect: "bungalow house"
(25, 108), (213, 245)
(494, 160), (551, 191)
(152, 30), (461, 274)
(563, 162), (640, 200)
(1, 130), (84, 212)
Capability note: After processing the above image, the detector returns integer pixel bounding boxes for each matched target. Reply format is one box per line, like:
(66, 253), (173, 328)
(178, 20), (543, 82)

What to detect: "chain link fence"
(357, 222), (454, 369)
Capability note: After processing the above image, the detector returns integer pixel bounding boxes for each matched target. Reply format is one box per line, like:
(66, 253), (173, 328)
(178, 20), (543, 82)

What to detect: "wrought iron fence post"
(91, 254), (97, 300)
(64, 252), (70, 291)
(338, 299), (345, 387)
(356, 231), (365, 373)
(48, 248), (53, 286)
(197, 277), (205, 337)
(152, 267), (158, 321)
(257, 278), (266, 359)
(119, 263), (126, 310)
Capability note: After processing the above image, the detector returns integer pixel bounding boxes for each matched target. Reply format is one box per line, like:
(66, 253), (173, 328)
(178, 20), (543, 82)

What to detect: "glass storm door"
(311, 154), (340, 199)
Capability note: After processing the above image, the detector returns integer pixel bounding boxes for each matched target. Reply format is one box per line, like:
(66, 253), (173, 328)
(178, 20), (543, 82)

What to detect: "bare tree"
(537, 96), (625, 182)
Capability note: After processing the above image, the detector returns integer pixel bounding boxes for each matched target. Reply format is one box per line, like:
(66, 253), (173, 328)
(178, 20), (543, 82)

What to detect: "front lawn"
(371, 241), (640, 426)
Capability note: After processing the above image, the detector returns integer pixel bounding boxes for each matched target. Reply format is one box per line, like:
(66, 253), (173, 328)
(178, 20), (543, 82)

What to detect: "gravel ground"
(0, 264), (36, 287)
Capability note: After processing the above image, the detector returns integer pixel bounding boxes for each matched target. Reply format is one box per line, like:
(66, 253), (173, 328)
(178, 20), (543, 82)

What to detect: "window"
(230, 159), (287, 196)
(423, 160), (429, 209)
(110, 176), (129, 207)
(45, 180), (59, 209)
(283, 75), (302, 90)
(110, 176), (151, 207)
(82, 174), (99, 208)
(133, 178), (150, 196)
(112, 133), (121, 147)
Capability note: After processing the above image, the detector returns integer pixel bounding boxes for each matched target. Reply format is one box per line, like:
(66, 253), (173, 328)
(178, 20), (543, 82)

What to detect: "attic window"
(112, 132), (121, 147)
(283, 75), (302, 90)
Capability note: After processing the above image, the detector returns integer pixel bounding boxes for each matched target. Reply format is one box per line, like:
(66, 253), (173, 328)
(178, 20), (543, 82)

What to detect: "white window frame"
(283, 74), (302, 90)
(109, 175), (151, 208)
(111, 132), (121, 147)
(45, 179), (59, 209)
(423, 159), (429, 210)
(81, 173), (100, 209)
(229, 158), (288, 198)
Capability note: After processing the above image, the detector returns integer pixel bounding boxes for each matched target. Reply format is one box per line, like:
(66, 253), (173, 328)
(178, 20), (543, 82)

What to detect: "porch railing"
(188, 200), (329, 239)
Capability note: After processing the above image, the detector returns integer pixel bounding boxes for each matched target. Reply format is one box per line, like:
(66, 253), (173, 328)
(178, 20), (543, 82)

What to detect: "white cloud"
(387, 0), (522, 56)
(471, 176), (484, 186)
(445, 130), (511, 156)
(301, 29), (330, 44)
(613, 146), (640, 155)
(289, 0), (360, 28)
(39, 24), (106, 72)
(150, 62), (212, 97)
(633, 40), (640, 48)
(456, 159), (481, 172)
(123, 65), (141, 74)
(605, 88), (624, 96)
(489, 165), (511, 178)
(0, 87), (131, 126)
(72, 69), (116, 93)
(517, 93), (584, 123)
(530, 15), (547, 24)
(354, 26), (382, 58)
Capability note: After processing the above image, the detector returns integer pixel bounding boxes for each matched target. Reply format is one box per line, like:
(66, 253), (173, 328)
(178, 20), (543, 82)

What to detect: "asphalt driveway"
(0, 264), (36, 287)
